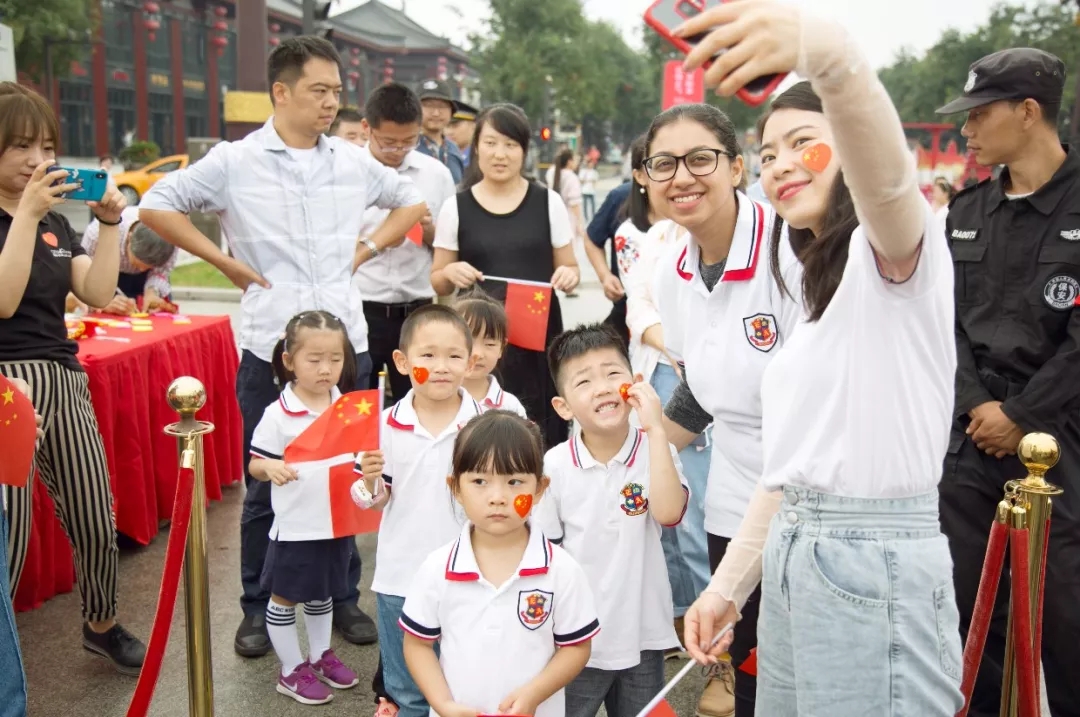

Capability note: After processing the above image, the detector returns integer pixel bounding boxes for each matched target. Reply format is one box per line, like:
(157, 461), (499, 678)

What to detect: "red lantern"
(214, 5), (227, 16)
(268, 36), (280, 46)
(143, 1), (160, 13)
(270, 22), (281, 32)
(145, 17), (160, 41)
(351, 47), (360, 56)
(350, 57), (360, 67)
(213, 20), (228, 31)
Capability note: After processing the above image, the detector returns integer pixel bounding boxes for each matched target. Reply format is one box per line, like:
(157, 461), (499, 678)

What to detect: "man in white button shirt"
(354, 83), (456, 401)
(138, 36), (427, 659)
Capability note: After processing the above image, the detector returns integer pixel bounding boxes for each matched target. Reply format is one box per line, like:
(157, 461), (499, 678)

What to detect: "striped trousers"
(0, 360), (119, 622)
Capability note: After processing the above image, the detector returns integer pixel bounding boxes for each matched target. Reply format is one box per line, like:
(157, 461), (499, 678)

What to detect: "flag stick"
(482, 275), (552, 288)
(632, 623), (735, 717)
(377, 371), (386, 448)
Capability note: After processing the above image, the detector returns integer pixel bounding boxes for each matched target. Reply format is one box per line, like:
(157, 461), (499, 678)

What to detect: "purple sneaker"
(311, 649), (359, 689)
(277, 662), (333, 705)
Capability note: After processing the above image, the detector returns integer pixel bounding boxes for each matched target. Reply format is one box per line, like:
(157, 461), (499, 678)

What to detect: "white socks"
(304, 598), (334, 662)
(266, 601), (303, 676)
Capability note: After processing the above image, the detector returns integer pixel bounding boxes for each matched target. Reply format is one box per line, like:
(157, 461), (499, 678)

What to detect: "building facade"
(28, 0), (476, 158)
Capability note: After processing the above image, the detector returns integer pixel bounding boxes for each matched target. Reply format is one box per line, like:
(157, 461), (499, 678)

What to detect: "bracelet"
(96, 216), (121, 226)
(361, 238), (379, 258)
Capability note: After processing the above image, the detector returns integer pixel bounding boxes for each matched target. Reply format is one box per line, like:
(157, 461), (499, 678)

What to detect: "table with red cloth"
(13, 314), (243, 612)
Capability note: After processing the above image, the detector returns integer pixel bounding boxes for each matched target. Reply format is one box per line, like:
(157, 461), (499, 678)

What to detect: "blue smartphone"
(48, 167), (108, 203)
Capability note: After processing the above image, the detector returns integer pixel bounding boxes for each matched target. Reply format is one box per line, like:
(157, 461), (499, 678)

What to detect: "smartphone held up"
(644, 0), (788, 107)
(47, 166), (108, 203)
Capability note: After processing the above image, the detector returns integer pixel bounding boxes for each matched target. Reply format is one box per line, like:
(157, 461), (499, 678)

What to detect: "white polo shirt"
(400, 522), (599, 717)
(654, 193), (803, 538)
(353, 148), (457, 304)
(478, 375), (528, 418)
(250, 383), (351, 541)
(761, 201), (955, 497)
(357, 388), (483, 597)
(534, 427), (686, 670)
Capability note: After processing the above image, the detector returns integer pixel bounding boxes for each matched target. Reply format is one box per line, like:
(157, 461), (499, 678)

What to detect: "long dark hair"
(461, 103), (532, 190)
(271, 311), (358, 393)
(618, 134), (650, 232)
(551, 148), (574, 195)
(760, 81), (859, 322)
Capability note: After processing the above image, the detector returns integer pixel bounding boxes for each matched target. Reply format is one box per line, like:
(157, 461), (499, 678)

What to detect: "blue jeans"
(0, 509), (27, 717)
(651, 363), (711, 616)
(757, 487), (964, 716)
(238, 349), (372, 616)
(564, 650), (664, 717)
(376, 592), (431, 717)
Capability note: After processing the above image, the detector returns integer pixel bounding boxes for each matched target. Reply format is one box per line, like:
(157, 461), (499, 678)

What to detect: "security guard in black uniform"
(937, 48), (1080, 717)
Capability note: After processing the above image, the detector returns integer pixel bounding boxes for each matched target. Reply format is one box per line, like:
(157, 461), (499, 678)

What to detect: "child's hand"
(626, 379), (665, 434)
(359, 450), (384, 479)
(265, 460), (298, 486)
(498, 685), (540, 716)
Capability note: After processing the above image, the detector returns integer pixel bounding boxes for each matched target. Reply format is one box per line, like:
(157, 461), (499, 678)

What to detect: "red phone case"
(644, 0), (787, 107)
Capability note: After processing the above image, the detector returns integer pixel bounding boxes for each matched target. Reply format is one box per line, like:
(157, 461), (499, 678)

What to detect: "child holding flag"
(351, 305), (484, 717)
(535, 324), (689, 717)
(249, 310), (377, 705)
(453, 289), (528, 418)
(400, 410), (600, 717)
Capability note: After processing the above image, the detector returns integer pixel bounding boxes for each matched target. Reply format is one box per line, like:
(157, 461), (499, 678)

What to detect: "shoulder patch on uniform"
(1043, 275), (1079, 310)
(743, 313), (778, 352)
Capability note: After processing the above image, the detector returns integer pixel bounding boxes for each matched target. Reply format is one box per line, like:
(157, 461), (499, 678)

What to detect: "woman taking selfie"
(431, 103), (580, 447)
(0, 82), (146, 675)
(679, 4), (962, 715)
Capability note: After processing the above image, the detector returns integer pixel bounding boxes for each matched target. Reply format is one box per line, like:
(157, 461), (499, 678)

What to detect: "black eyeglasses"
(642, 148), (734, 182)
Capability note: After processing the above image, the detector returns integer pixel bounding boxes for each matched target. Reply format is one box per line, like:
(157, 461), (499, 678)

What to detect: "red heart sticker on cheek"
(801, 143), (833, 173)
(513, 494), (533, 518)
(619, 383), (632, 402)
(412, 366), (429, 384)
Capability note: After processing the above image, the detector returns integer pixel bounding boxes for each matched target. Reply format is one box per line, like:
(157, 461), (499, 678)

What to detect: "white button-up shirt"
(353, 148), (456, 304)
(140, 117), (425, 361)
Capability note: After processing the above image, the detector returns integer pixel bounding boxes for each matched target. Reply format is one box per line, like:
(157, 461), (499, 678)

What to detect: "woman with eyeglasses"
(646, 102), (803, 717)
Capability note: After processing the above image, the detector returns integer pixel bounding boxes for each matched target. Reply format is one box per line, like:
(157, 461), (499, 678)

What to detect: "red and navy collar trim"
(278, 384), (340, 417)
(388, 393), (482, 433)
(569, 428), (643, 469)
(675, 199), (766, 284)
(444, 529), (553, 581)
(483, 381), (504, 408)
(386, 401), (414, 431)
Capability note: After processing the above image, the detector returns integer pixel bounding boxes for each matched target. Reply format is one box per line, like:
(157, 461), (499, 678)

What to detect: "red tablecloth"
(13, 314), (243, 612)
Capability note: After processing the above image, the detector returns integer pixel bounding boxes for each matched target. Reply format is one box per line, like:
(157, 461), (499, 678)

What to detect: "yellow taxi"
(114, 154), (189, 204)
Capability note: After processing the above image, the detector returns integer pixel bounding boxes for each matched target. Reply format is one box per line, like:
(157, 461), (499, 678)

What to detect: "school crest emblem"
(743, 313), (778, 352)
(619, 482), (648, 516)
(518, 590), (553, 630)
(964, 70), (977, 93)
(1043, 275), (1079, 310)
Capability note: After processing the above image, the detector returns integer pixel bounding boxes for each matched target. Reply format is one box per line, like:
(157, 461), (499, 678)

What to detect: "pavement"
(16, 175), (717, 716)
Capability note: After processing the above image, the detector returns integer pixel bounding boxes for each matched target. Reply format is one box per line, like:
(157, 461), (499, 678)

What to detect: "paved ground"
(17, 176), (717, 716)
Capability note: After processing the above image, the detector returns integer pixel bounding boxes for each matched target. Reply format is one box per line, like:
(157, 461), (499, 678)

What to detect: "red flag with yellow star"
(0, 375), (36, 488)
(283, 389), (381, 464)
(505, 281), (552, 352)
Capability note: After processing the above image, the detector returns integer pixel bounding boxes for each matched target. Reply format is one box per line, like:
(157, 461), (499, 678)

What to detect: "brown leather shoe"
(696, 661), (735, 717)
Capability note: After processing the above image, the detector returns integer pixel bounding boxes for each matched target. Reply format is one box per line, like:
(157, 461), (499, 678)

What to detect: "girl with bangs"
(0, 82), (146, 674)
(400, 410), (599, 717)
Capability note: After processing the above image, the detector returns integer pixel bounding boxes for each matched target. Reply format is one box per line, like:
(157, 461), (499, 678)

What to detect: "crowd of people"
(0, 2), (1077, 717)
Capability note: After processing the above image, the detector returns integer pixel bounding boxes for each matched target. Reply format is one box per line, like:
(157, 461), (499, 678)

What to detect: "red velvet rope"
(956, 518), (1008, 717)
(1033, 517), (1050, 709)
(126, 459), (196, 716)
(1009, 526), (1038, 717)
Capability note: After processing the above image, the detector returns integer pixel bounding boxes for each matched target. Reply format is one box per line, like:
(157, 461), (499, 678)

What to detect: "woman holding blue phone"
(0, 82), (147, 675)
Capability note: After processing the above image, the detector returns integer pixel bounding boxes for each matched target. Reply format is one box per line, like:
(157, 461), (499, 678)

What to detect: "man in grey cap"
(937, 47), (1080, 717)
(416, 79), (466, 184)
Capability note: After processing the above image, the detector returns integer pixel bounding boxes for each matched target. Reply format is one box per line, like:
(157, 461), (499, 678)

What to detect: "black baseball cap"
(418, 79), (454, 105)
(936, 48), (1066, 115)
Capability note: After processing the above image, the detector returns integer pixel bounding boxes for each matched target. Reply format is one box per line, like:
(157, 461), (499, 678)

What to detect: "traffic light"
(540, 127), (552, 142)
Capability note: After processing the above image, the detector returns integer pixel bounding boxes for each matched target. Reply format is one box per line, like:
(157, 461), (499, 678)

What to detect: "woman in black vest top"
(431, 104), (580, 447)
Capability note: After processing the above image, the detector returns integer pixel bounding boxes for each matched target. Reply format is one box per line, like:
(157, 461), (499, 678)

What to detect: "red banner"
(662, 60), (704, 110)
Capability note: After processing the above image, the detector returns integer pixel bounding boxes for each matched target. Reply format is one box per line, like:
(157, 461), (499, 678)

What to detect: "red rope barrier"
(126, 459), (196, 716)
(956, 517), (1009, 717)
(1033, 517), (1050, 709)
(1009, 526), (1038, 717)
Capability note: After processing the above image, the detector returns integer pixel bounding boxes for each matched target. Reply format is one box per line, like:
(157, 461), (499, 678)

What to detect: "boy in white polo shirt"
(535, 324), (688, 717)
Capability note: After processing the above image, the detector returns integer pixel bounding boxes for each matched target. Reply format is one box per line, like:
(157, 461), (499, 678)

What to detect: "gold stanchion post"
(1000, 433), (1062, 717)
(165, 377), (216, 717)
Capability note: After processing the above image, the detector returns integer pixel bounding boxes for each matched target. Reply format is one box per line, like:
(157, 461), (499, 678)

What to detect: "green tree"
(0, 0), (94, 81)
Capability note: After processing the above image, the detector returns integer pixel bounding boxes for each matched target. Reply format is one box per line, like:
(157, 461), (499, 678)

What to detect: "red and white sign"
(662, 60), (704, 110)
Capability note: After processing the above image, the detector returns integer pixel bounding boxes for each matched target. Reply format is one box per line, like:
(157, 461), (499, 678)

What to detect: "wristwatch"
(361, 238), (379, 258)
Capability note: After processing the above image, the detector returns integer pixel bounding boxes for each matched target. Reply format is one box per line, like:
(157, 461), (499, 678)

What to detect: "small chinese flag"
(645, 700), (678, 717)
(505, 282), (552, 352)
(0, 375), (37, 488)
(740, 647), (758, 676)
(406, 223), (424, 246)
(284, 389), (381, 464)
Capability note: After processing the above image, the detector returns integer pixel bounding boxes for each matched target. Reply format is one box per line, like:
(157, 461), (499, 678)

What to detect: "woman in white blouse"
(680, 4), (963, 715)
